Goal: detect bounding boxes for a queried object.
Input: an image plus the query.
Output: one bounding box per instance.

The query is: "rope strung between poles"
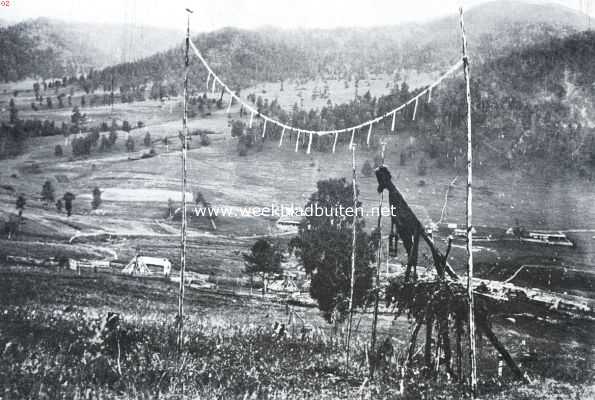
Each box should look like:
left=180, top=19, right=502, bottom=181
left=189, top=39, right=462, bottom=151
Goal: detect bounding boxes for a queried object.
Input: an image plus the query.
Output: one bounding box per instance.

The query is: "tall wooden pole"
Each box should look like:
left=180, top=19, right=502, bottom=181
left=459, top=6, right=478, bottom=396
left=369, top=141, right=386, bottom=379
left=346, top=144, right=358, bottom=371
left=110, top=74, right=114, bottom=115
left=177, top=8, right=192, bottom=354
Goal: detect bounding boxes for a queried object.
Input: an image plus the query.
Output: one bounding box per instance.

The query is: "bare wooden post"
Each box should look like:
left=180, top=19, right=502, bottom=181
left=407, top=319, right=423, bottom=363
left=477, top=317, right=527, bottom=383
left=386, top=238, right=390, bottom=275
left=456, top=315, right=463, bottom=382
left=346, top=145, right=358, bottom=372
left=110, top=74, right=114, bottom=115
left=497, top=354, right=504, bottom=378
left=440, top=317, right=453, bottom=378
left=370, top=141, right=386, bottom=379
left=177, top=8, right=193, bottom=354
left=459, top=6, right=478, bottom=396
left=424, top=314, right=435, bottom=371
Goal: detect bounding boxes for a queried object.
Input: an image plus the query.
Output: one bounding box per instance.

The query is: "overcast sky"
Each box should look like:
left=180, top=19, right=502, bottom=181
left=1, top=0, right=592, bottom=31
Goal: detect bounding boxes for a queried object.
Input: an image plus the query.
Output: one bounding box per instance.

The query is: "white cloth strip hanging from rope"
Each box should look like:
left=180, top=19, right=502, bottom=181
left=279, top=127, right=286, bottom=147
left=306, top=132, right=313, bottom=154
left=349, top=128, right=355, bottom=149
left=205, top=73, right=211, bottom=91
left=428, top=87, right=432, bottom=103
left=412, top=97, right=419, bottom=121
left=262, top=119, right=267, bottom=138
left=391, top=111, right=396, bottom=132
left=332, top=131, right=338, bottom=153
left=249, top=111, right=254, bottom=128
left=226, top=94, right=232, bottom=113
left=189, top=39, right=462, bottom=139
left=366, top=124, right=373, bottom=146
left=295, top=131, right=301, bottom=152
left=211, top=77, right=216, bottom=94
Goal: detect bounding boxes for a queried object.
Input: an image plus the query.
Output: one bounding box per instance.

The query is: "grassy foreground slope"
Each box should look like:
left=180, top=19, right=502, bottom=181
left=0, top=270, right=593, bottom=399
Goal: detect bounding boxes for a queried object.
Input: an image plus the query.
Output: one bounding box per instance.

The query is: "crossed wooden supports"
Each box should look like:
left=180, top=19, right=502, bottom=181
left=376, top=166, right=459, bottom=281
left=376, top=165, right=528, bottom=383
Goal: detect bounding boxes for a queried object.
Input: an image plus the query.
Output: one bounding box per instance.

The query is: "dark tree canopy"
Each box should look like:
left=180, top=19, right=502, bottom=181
left=243, top=238, right=285, bottom=294
left=92, top=187, right=102, bottom=210
left=290, top=178, right=375, bottom=323
left=41, top=180, right=55, bottom=205
left=15, top=194, right=26, bottom=216
left=63, top=192, right=75, bottom=217
left=361, top=160, right=374, bottom=177
left=126, top=136, right=135, bottom=152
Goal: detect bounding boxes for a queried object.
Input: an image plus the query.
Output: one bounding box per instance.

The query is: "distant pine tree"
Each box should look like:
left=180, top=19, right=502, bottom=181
left=41, top=180, right=55, bottom=207
left=126, top=136, right=135, bottom=152
left=243, top=238, right=284, bottom=295
left=91, top=187, right=102, bottom=210
left=361, top=160, right=374, bottom=177
left=63, top=192, right=75, bottom=217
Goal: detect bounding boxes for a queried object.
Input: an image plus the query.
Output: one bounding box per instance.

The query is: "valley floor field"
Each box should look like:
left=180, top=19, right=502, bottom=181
left=1, top=95, right=595, bottom=273
left=1, top=80, right=595, bottom=398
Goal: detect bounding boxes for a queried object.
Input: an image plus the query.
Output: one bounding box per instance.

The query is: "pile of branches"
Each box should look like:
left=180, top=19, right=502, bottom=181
left=385, top=276, right=468, bottom=381
left=385, top=276, right=528, bottom=383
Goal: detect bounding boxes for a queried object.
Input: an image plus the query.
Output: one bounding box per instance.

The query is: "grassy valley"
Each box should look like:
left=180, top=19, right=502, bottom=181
left=0, top=1, right=594, bottom=398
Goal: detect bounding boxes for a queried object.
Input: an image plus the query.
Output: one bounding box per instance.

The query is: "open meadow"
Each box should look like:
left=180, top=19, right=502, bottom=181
left=243, top=69, right=439, bottom=111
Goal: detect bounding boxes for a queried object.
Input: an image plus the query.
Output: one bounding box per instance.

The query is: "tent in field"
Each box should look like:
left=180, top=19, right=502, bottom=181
left=268, top=276, right=300, bottom=293
left=122, top=256, right=152, bottom=276
left=122, top=256, right=172, bottom=276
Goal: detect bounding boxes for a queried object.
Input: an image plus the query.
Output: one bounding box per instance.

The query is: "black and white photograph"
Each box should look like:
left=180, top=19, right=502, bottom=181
left=0, top=0, right=594, bottom=398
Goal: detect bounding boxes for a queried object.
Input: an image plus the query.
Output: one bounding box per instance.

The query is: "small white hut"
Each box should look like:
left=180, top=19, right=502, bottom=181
left=122, top=256, right=171, bottom=277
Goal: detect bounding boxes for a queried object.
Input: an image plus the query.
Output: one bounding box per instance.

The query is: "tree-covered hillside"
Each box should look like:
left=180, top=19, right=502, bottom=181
left=0, top=18, right=181, bottom=82
left=87, top=1, right=589, bottom=95
left=233, top=30, right=595, bottom=178
left=464, top=29, right=595, bottom=175
left=422, top=29, right=595, bottom=177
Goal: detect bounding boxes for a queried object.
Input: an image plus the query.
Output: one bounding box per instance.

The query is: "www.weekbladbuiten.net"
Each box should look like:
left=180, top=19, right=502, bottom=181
left=192, top=204, right=398, bottom=218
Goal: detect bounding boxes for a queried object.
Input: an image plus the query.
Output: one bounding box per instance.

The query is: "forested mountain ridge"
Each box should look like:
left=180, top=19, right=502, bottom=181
left=463, top=29, right=595, bottom=175
left=0, top=18, right=181, bottom=82
left=87, top=1, right=590, bottom=93
left=0, top=18, right=86, bottom=82
left=373, top=29, right=595, bottom=177
left=226, top=30, right=595, bottom=178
